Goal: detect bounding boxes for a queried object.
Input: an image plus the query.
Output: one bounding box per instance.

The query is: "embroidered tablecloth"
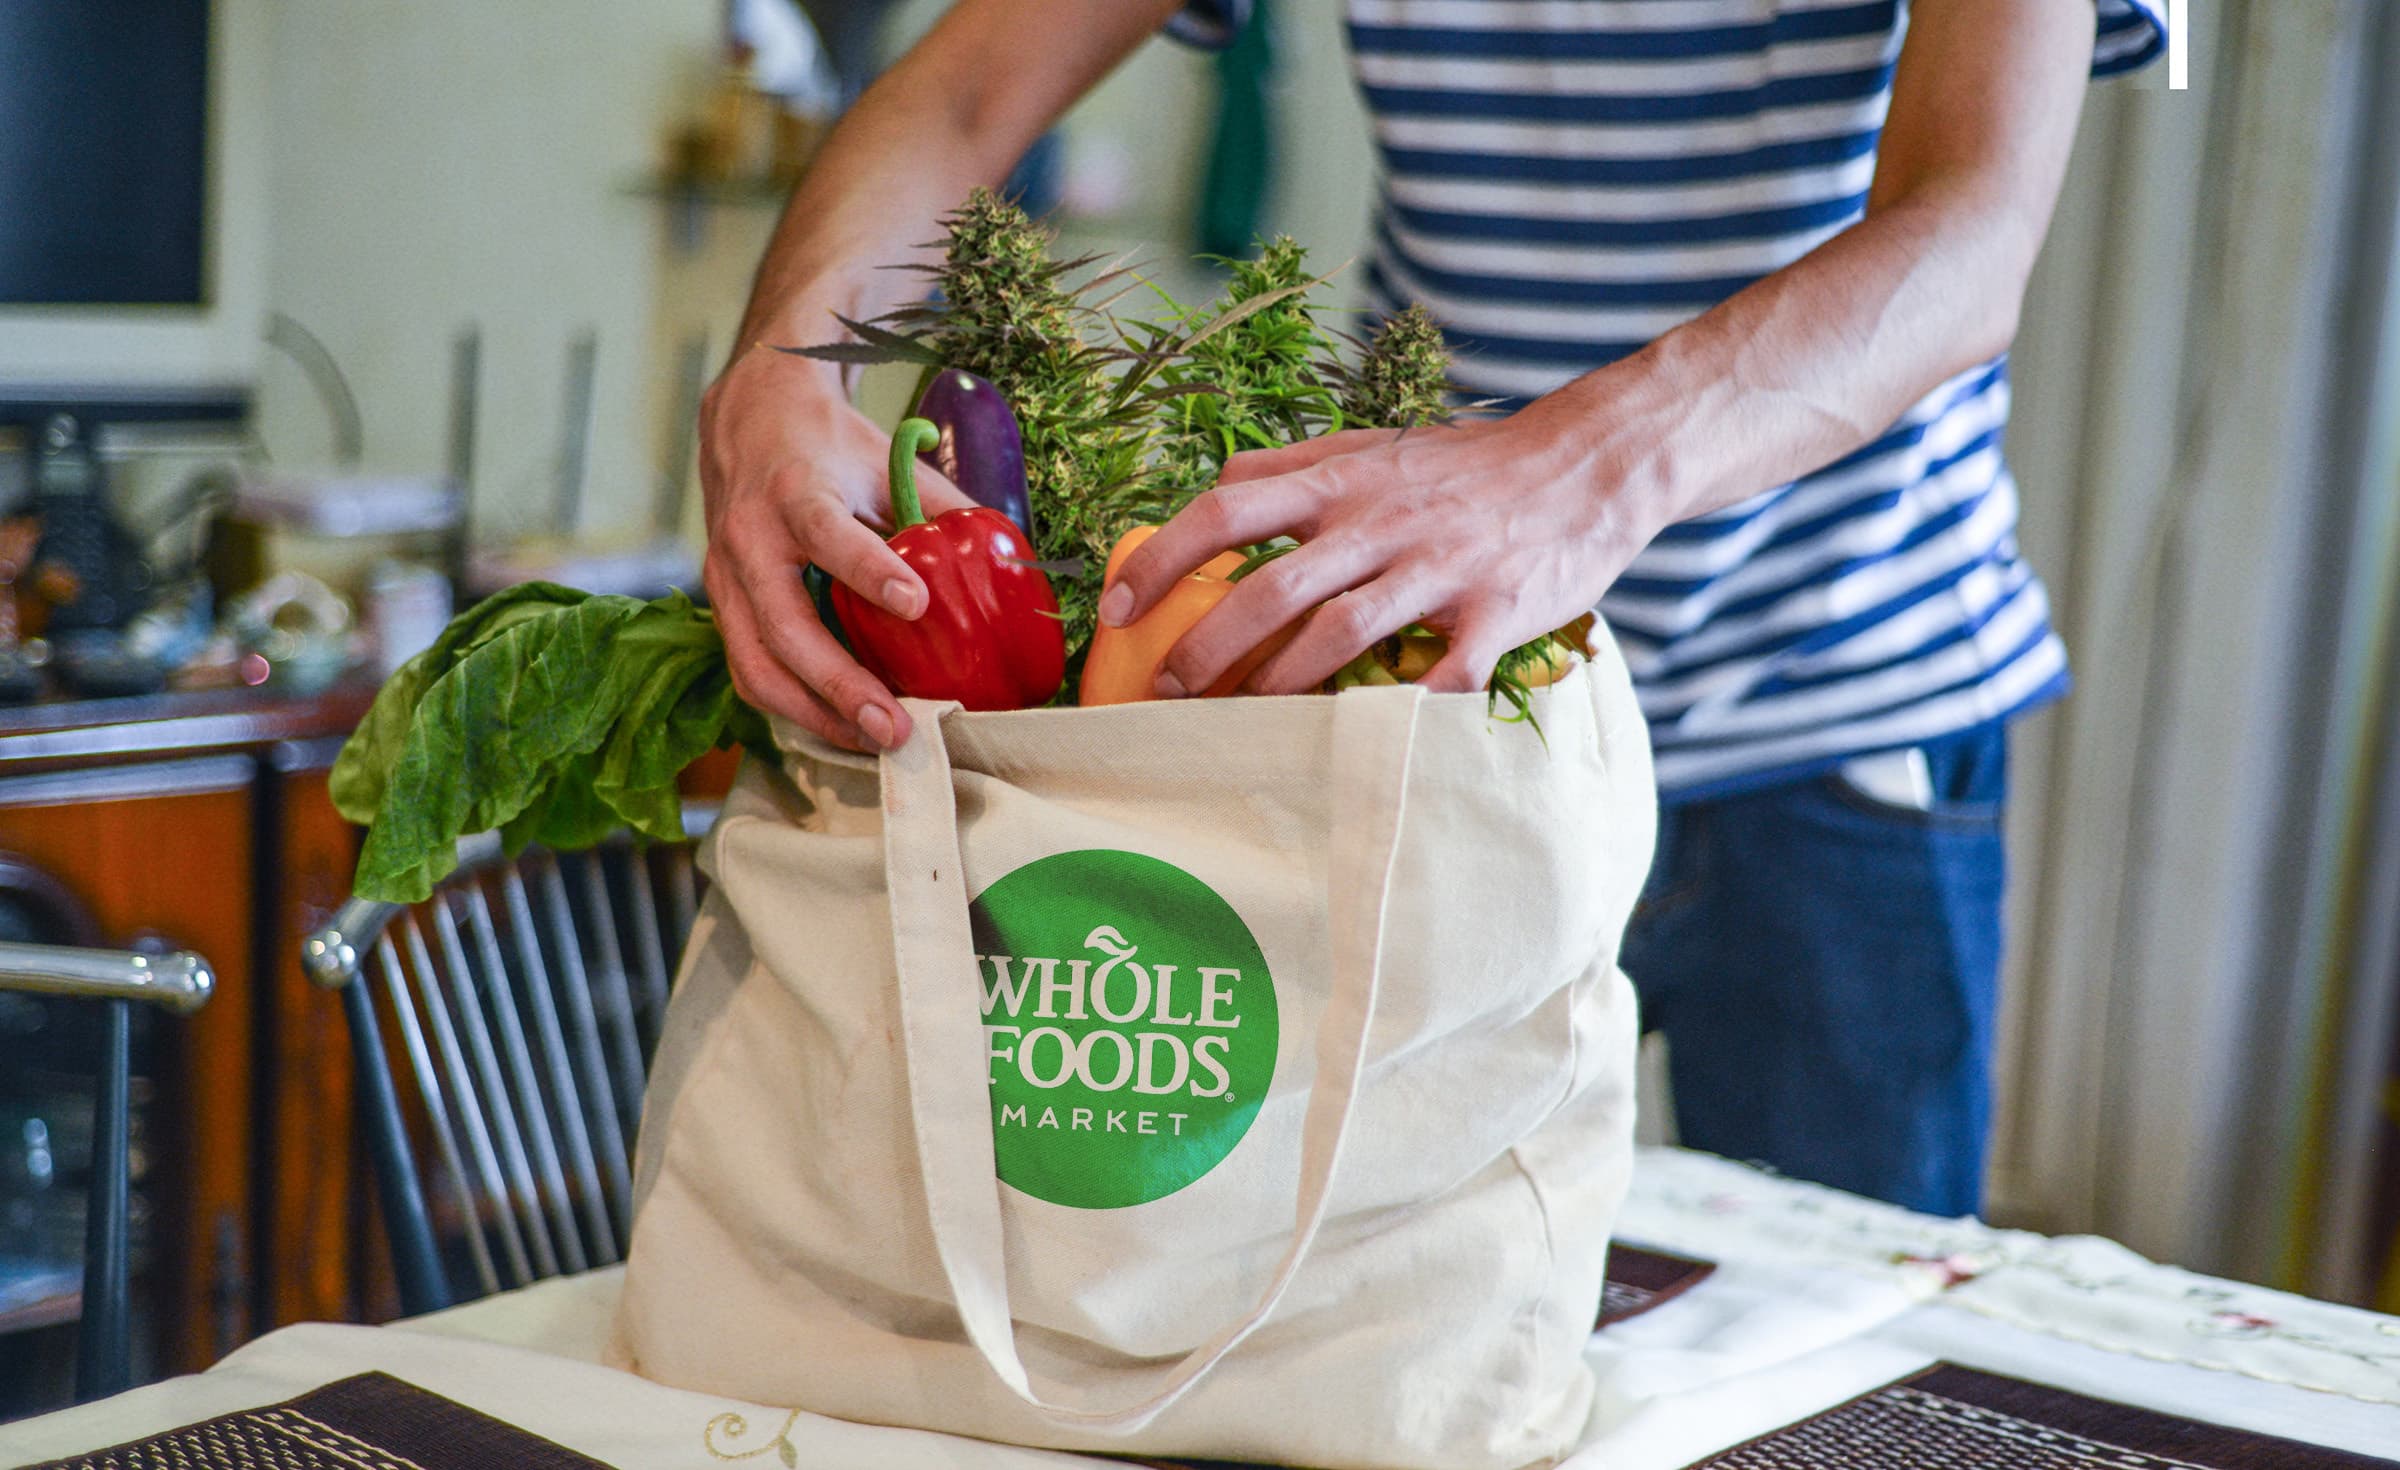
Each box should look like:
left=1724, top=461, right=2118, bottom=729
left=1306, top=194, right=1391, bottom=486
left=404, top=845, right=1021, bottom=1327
left=1617, top=1148, right=2400, bottom=1409
left=8, top=1148, right=2400, bottom=1470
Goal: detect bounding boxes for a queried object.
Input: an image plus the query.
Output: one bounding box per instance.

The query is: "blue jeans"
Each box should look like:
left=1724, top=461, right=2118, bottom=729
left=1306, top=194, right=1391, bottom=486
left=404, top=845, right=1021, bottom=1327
left=1621, top=724, right=2010, bottom=1218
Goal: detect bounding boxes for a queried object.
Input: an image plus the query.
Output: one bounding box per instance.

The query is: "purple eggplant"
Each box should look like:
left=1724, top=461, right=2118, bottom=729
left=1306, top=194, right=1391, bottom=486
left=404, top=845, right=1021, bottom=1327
left=914, top=369, right=1033, bottom=540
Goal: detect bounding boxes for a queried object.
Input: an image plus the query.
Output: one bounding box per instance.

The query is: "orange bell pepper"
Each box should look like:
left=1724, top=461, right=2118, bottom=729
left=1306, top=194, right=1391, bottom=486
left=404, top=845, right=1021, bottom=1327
left=1077, top=526, right=1296, bottom=705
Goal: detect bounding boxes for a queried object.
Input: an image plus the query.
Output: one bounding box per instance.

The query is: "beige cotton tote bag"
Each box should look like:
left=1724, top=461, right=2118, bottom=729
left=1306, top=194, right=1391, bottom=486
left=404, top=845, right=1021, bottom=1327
left=608, top=631, right=1656, bottom=1470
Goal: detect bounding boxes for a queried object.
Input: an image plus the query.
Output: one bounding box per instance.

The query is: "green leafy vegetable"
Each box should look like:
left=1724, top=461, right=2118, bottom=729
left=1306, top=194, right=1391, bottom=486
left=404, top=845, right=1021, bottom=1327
left=332, top=586, right=766, bottom=902
left=328, top=581, right=591, bottom=825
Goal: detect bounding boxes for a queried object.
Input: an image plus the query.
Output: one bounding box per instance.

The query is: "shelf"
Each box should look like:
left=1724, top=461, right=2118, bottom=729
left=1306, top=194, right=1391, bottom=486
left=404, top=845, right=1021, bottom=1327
left=623, top=176, right=795, bottom=256
left=620, top=176, right=792, bottom=207
left=0, top=677, right=379, bottom=773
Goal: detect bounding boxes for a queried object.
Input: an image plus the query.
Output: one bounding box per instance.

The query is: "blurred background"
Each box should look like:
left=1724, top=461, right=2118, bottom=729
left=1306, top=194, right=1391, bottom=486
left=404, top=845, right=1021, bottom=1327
left=0, top=0, right=2396, bottom=1427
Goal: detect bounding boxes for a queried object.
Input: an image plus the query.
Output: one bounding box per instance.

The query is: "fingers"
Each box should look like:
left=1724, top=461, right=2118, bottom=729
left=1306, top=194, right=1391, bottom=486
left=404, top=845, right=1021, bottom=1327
left=1110, top=425, right=1424, bottom=625
left=787, top=488, right=930, bottom=621
left=707, top=561, right=872, bottom=748
left=697, top=362, right=948, bottom=750
left=1415, top=614, right=1514, bottom=695
left=1153, top=537, right=1385, bottom=698
left=1102, top=475, right=1315, bottom=627
left=909, top=458, right=978, bottom=519
left=710, top=534, right=914, bottom=753
left=1217, top=427, right=1400, bottom=487
left=1243, top=566, right=1444, bottom=697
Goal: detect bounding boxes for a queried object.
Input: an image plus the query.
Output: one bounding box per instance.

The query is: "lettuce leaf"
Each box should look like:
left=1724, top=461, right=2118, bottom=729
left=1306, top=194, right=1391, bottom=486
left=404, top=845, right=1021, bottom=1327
left=330, top=581, right=592, bottom=826
left=332, top=584, right=766, bottom=902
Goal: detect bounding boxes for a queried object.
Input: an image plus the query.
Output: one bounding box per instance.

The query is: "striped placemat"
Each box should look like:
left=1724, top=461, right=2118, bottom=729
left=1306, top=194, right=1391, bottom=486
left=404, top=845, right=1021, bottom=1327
left=20, top=1371, right=616, bottom=1470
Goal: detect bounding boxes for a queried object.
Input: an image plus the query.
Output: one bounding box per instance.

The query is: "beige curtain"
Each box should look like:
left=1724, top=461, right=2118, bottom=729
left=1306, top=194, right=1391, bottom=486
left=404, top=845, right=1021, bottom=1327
left=1990, top=0, right=2400, bottom=1297
left=2288, top=0, right=2400, bottom=1308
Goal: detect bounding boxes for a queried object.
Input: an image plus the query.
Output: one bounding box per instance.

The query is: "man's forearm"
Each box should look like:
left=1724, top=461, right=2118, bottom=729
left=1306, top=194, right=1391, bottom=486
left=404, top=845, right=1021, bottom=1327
left=1554, top=0, right=2095, bottom=531
left=1566, top=183, right=2063, bottom=533
left=735, top=0, right=1183, bottom=355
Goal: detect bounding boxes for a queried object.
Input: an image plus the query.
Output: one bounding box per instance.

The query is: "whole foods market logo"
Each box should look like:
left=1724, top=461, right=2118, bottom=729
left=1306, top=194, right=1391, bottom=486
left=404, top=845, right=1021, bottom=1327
left=970, top=849, right=1277, bottom=1209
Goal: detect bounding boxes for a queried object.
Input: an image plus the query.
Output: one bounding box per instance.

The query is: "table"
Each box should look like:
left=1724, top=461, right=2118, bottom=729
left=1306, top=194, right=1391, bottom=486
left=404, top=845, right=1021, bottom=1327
left=7, top=1148, right=2398, bottom=1468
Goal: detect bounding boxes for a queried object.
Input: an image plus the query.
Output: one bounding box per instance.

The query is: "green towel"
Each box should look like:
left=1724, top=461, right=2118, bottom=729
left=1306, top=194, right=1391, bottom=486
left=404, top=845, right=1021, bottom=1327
left=1196, top=0, right=1273, bottom=259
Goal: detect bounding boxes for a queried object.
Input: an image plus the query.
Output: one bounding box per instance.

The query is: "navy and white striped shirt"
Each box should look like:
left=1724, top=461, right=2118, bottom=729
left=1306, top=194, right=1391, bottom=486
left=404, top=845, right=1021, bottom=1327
left=1345, top=0, right=2165, bottom=796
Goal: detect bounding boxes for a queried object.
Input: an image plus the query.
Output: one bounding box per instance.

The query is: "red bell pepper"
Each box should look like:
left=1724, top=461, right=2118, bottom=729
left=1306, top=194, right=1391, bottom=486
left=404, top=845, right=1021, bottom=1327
left=831, top=417, right=1065, bottom=711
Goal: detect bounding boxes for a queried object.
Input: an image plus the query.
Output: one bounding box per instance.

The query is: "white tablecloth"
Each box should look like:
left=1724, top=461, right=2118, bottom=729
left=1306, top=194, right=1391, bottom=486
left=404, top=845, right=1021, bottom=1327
left=8, top=1148, right=2398, bottom=1468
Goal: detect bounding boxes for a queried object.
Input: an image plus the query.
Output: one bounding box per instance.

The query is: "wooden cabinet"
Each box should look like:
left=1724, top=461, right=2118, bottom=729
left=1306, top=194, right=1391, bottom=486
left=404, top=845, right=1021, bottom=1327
left=257, top=744, right=369, bottom=1334
left=0, top=681, right=738, bottom=1392
left=0, top=683, right=374, bottom=1376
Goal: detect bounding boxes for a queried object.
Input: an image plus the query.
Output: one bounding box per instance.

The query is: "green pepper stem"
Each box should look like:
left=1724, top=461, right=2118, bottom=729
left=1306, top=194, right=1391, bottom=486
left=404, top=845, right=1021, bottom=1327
left=887, top=417, right=942, bottom=531
left=903, top=361, right=943, bottom=417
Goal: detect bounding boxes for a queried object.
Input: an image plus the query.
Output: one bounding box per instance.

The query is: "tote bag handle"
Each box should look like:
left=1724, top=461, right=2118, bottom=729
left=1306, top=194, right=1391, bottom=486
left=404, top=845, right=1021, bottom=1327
left=878, top=686, right=1424, bottom=1433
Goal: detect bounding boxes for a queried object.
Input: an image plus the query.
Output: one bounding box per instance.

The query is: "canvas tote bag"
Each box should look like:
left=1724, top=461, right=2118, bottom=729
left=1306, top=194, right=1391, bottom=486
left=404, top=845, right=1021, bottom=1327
left=609, top=632, right=1656, bottom=1470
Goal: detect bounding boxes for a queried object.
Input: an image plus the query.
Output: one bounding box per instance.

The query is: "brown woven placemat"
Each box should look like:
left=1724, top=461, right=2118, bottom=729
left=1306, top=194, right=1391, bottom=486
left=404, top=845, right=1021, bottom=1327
left=1599, top=1242, right=1717, bottom=1327
left=1687, top=1362, right=2400, bottom=1469
left=17, top=1370, right=617, bottom=1470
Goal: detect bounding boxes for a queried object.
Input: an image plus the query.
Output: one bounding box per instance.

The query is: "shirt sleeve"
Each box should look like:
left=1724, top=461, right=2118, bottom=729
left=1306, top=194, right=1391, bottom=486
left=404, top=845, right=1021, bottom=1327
left=2093, top=0, right=2168, bottom=77
left=1163, top=0, right=1254, bottom=51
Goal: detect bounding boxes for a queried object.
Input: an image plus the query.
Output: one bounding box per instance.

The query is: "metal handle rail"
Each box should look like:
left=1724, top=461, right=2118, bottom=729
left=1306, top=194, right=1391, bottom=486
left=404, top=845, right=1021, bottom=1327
left=0, top=944, right=214, bottom=1403
left=302, top=802, right=718, bottom=990
left=301, top=830, right=506, bottom=992
left=0, top=943, right=213, bottom=1013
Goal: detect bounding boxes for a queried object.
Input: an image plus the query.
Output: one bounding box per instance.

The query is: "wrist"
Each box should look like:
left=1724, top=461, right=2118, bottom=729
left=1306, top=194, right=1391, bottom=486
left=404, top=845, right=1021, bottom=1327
left=1533, top=355, right=1694, bottom=549
left=734, top=337, right=851, bottom=399
left=725, top=286, right=860, bottom=399
left=738, top=260, right=877, bottom=350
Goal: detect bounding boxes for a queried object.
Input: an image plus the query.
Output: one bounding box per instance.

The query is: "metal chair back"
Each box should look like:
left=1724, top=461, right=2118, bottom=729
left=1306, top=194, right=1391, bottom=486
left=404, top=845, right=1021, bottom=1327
left=0, top=942, right=212, bottom=1403
left=305, top=807, right=712, bottom=1316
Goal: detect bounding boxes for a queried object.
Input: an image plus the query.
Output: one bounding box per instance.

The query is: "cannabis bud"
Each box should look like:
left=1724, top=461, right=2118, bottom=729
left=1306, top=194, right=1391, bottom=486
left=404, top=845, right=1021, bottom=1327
left=1340, top=305, right=1452, bottom=431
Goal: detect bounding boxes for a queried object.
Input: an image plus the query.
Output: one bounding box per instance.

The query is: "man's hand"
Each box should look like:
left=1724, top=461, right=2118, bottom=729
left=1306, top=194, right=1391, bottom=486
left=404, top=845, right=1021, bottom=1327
left=1099, top=395, right=1676, bottom=697
left=700, top=349, right=971, bottom=752
left=693, top=0, right=1182, bottom=747
left=1104, top=0, right=2093, bottom=700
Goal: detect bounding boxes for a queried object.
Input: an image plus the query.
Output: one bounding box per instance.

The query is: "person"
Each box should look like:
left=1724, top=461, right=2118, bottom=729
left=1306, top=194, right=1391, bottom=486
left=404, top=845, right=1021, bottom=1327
left=698, top=0, right=2169, bottom=1217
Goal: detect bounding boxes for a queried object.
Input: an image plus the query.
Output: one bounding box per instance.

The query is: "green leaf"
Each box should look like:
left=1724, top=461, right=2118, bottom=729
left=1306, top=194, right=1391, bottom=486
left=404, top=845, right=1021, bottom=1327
left=330, top=582, right=592, bottom=825
left=350, top=594, right=650, bottom=899
left=770, top=342, right=920, bottom=367
left=590, top=611, right=737, bottom=840
left=1171, top=276, right=1327, bottom=356
left=829, top=314, right=947, bottom=364
left=499, top=762, right=617, bottom=857
left=723, top=700, right=776, bottom=766
left=345, top=589, right=746, bottom=902
left=1108, top=278, right=1327, bottom=411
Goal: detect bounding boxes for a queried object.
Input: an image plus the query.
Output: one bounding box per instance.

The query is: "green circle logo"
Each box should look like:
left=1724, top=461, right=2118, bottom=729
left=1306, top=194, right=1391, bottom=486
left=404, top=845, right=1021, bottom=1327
left=970, top=849, right=1278, bottom=1209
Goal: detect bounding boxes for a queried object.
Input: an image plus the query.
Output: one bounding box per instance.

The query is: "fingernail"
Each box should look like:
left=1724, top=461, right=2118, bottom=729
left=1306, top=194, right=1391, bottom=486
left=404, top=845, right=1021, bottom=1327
left=1153, top=669, right=1187, bottom=700
left=858, top=705, right=896, bottom=750
left=883, top=578, right=924, bottom=619
left=1099, top=583, right=1133, bottom=627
